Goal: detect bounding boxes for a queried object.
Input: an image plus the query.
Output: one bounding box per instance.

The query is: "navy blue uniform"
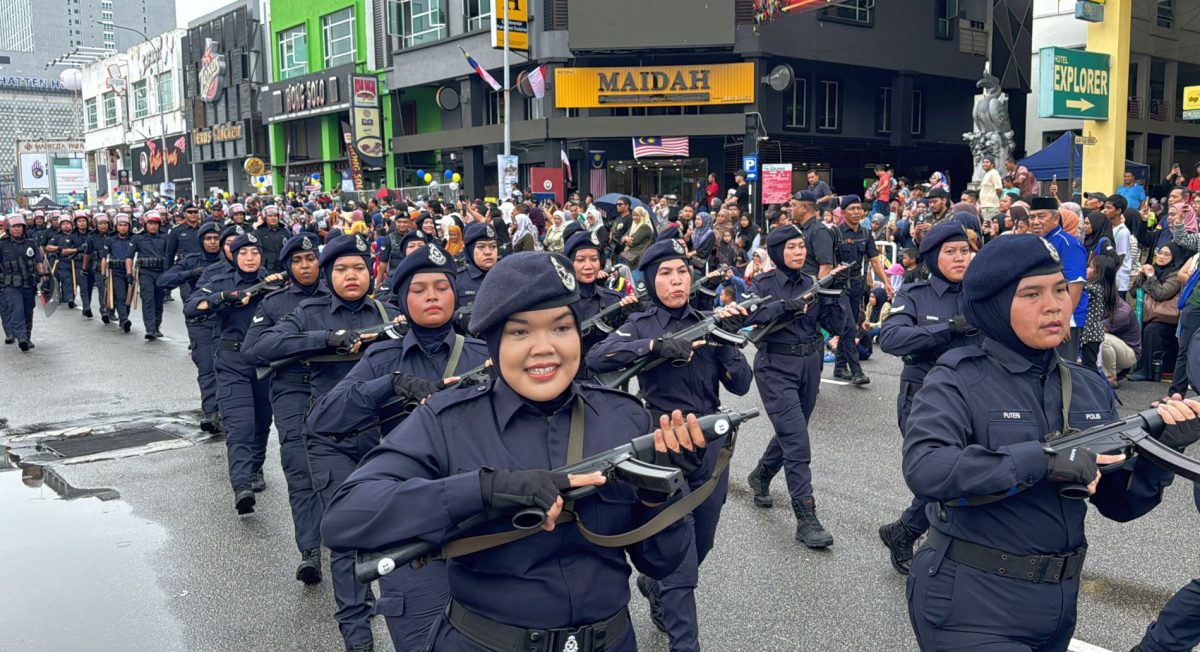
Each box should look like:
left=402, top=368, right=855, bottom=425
left=47, top=230, right=84, bottom=305
left=574, top=282, right=625, bottom=378
left=587, top=304, right=752, bottom=651
left=833, top=221, right=878, bottom=376
left=254, top=225, right=289, bottom=274
left=131, top=230, right=169, bottom=333
left=454, top=265, right=485, bottom=311
left=102, top=234, right=136, bottom=326
left=80, top=229, right=108, bottom=313
left=0, top=233, right=44, bottom=343
left=308, top=328, right=488, bottom=651
left=184, top=268, right=275, bottom=491
left=243, top=282, right=328, bottom=555
left=746, top=269, right=825, bottom=502
left=160, top=252, right=223, bottom=417
left=1135, top=485, right=1200, bottom=651
left=261, top=294, right=396, bottom=650
left=903, top=341, right=1175, bottom=650
left=321, top=379, right=692, bottom=651
left=165, top=222, right=207, bottom=298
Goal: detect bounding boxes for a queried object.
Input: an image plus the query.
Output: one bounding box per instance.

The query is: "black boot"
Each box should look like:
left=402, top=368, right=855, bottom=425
left=636, top=573, right=667, bottom=633
left=878, top=520, right=920, bottom=575
left=747, top=464, right=776, bottom=508
left=18, top=340, right=31, bottom=352
left=833, top=367, right=852, bottom=381
left=101, top=312, right=111, bottom=324
left=121, top=319, right=131, bottom=333
left=346, top=643, right=373, bottom=652
left=296, top=548, right=322, bottom=584
left=250, top=470, right=266, bottom=492
left=792, top=496, right=833, bottom=549
left=851, top=371, right=871, bottom=386
left=4, top=337, right=13, bottom=344
left=82, top=308, right=93, bottom=318
left=234, top=486, right=256, bottom=514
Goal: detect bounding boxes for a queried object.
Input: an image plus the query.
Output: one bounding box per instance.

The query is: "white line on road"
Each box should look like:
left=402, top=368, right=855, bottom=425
left=1069, top=639, right=1114, bottom=652
left=821, top=378, right=849, bottom=386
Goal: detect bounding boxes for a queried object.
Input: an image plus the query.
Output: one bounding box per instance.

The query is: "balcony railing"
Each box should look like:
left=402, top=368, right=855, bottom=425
left=959, top=25, right=987, bottom=56
left=1150, top=98, right=1172, bottom=121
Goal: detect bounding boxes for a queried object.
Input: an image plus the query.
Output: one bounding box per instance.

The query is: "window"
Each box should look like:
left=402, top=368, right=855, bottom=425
left=102, top=92, right=118, bottom=126
left=911, top=90, right=924, bottom=136
left=784, top=77, right=808, bottom=130
left=132, top=80, right=149, bottom=119
left=85, top=98, right=98, bottom=130
left=817, top=80, right=840, bottom=132
left=157, top=71, right=174, bottom=112
left=388, top=0, right=448, bottom=50
left=820, top=0, right=874, bottom=26
left=1157, top=0, right=1174, bottom=28
left=485, top=90, right=505, bottom=126
left=935, top=0, right=957, bottom=40
left=278, top=26, right=308, bottom=79
left=322, top=8, right=356, bottom=67
left=464, top=0, right=490, bottom=32
left=876, top=86, right=891, bottom=135
left=525, top=96, right=544, bottom=120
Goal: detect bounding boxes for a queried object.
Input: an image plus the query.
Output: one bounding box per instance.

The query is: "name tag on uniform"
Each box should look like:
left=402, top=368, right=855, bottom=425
left=924, top=315, right=940, bottom=322
left=1000, top=411, right=1023, bottom=420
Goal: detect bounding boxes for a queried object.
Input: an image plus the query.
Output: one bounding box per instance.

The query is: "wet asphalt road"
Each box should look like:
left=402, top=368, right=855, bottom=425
left=1, top=297, right=1198, bottom=652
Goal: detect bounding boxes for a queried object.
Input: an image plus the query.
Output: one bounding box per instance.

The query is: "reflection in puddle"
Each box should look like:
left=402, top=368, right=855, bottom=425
left=0, top=465, right=184, bottom=651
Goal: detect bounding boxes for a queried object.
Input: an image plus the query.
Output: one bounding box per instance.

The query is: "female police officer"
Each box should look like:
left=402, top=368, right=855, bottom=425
left=877, top=222, right=980, bottom=575
left=564, top=229, right=638, bottom=379
left=903, top=234, right=1200, bottom=651
left=307, top=243, right=489, bottom=652
left=322, top=251, right=701, bottom=651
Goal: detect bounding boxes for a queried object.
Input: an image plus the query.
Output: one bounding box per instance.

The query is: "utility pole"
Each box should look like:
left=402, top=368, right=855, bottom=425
left=103, top=23, right=171, bottom=191
left=503, top=0, right=511, bottom=157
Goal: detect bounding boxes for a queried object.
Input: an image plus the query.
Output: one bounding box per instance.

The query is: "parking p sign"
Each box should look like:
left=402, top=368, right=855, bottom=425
left=742, top=155, right=758, bottom=181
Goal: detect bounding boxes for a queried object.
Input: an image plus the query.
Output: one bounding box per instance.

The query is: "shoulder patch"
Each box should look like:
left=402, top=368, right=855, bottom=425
left=424, top=383, right=493, bottom=414
left=938, top=345, right=988, bottom=368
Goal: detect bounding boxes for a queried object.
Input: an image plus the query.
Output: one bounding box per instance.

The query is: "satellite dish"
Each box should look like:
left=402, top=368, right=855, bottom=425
left=766, top=64, right=794, bottom=92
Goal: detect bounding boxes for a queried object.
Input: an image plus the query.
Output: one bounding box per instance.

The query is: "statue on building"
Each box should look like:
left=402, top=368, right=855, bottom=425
left=964, top=62, right=1016, bottom=183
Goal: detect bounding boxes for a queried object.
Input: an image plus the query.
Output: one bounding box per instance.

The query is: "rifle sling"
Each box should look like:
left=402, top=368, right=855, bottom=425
left=443, top=334, right=465, bottom=379
left=430, top=399, right=731, bottom=562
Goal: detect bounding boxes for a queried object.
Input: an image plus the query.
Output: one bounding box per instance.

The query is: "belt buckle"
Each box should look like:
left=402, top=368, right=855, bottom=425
left=1033, top=554, right=1068, bottom=583
left=550, top=625, right=592, bottom=652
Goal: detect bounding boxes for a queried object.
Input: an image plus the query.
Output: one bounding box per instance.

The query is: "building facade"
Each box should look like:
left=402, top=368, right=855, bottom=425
left=0, top=0, right=176, bottom=204
left=376, top=0, right=1032, bottom=203
left=265, top=0, right=396, bottom=195
left=1026, top=0, right=1200, bottom=191
left=183, top=0, right=271, bottom=196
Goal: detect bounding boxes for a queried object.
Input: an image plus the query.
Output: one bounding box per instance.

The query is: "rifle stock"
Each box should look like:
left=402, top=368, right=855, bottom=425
left=353, top=407, right=760, bottom=583
left=255, top=321, right=408, bottom=381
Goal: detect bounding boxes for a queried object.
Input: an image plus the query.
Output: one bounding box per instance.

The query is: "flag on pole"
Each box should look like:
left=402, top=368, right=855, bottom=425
left=588, top=151, right=607, bottom=196
left=460, top=47, right=502, bottom=92
left=527, top=65, right=546, bottom=99
left=561, top=146, right=572, bottom=182
left=632, top=137, right=689, bottom=158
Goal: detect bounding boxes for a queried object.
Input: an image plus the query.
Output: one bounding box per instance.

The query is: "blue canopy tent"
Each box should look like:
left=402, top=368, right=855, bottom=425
left=1019, top=131, right=1150, bottom=182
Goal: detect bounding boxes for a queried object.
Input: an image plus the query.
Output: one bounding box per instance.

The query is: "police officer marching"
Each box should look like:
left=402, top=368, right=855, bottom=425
left=877, top=222, right=980, bottom=575
left=0, top=213, right=46, bottom=351
left=101, top=214, right=137, bottom=333
left=322, top=250, right=706, bottom=652
left=129, top=210, right=170, bottom=340
left=45, top=213, right=83, bottom=310
left=564, top=230, right=638, bottom=380
left=903, top=234, right=1198, bottom=650
left=308, top=243, right=489, bottom=651
left=831, top=195, right=894, bottom=385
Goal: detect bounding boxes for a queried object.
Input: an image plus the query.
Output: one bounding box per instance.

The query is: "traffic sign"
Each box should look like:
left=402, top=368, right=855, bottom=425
left=1038, top=47, right=1110, bottom=120
left=742, top=155, right=758, bottom=182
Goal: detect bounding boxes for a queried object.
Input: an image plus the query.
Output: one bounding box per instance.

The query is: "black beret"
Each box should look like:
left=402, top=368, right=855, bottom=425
left=839, top=194, right=864, bottom=210
left=765, top=224, right=805, bottom=248
left=389, top=242, right=457, bottom=291
left=1029, top=196, right=1059, bottom=211
left=918, top=222, right=969, bottom=256
left=320, top=234, right=371, bottom=268
left=963, top=235, right=1063, bottom=303
left=657, top=225, right=681, bottom=242
left=564, top=230, right=603, bottom=260
left=561, top=220, right=584, bottom=242
left=792, top=190, right=818, bottom=203
left=219, top=224, right=246, bottom=245
left=463, top=221, right=498, bottom=248
left=279, top=234, right=319, bottom=263
left=229, top=233, right=262, bottom=257
left=925, top=188, right=950, bottom=200
left=197, top=222, right=220, bottom=238
left=469, top=252, right=580, bottom=335
left=637, top=238, right=689, bottom=272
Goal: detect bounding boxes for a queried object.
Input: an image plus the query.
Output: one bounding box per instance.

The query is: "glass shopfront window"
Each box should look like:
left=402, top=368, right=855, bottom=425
left=607, top=158, right=709, bottom=201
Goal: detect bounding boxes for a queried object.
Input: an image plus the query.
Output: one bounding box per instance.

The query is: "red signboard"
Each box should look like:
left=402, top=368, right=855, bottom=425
left=529, top=167, right=564, bottom=204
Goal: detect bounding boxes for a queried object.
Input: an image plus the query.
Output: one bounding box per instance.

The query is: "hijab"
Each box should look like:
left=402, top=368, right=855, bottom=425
left=1173, top=202, right=1198, bottom=233
left=1084, top=211, right=1115, bottom=255
left=512, top=214, right=537, bottom=245
left=445, top=225, right=464, bottom=256
left=1153, top=242, right=1188, bottom=283
left=398, top=271, right=455, bottom=354
left=751, top=248, right=774, bottom=274
left=691, top=212, right=714, bottom=251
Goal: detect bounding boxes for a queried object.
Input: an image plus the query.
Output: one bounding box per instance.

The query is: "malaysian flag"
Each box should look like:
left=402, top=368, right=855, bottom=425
left=459, top=47, right=502, bottom=91
left=589, top=150, right=607, bottom=196
left=633, top=137, right=689, bottom=158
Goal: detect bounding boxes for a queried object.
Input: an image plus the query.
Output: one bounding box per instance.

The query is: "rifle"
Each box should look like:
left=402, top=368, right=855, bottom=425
left=579, top=288, right=647, bottom=337
left=595, top=294, right=771, bottom=389
left=128, top=253, right=139, bottom=309
left=104, top=256, right=114, bottom=314
left=367, top=362, right=494, bottom=434
left=948, top=408, right=1200, bottom=506
left=354, top=407, right=760, bottom=582
left=255, top=320, right=408, bottom=381
left=745, top=264, right=851, bottom=346
left=223, top=276, right=285, bottom=303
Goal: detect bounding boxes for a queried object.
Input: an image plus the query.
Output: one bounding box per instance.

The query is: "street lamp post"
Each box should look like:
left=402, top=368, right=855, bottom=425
left=97, top=22, right=172, bottom=195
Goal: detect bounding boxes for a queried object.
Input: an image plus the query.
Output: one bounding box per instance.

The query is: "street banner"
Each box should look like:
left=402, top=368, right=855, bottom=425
left=350, top=76, right=385, bottom=167
left=762, top=164, right=793, bottom=204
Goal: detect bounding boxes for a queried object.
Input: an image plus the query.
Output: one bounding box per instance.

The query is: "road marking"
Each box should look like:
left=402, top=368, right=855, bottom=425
left=821, top=378, right=849, bottom=386
left=1069, top=639, right=1113, bottom=652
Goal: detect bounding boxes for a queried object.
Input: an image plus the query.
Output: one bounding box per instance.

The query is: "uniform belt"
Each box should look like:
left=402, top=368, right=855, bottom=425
left=446, top=599, right=629, bottom=652
left=219, top=339, right=243, bottom=352
left=927, top=529, right=1086, bottom=584
left=765, top=339, right=821, bottom=357
left=186, top=315, right=216, bottom=326
left=901, top=351, right=941, bottom=366
left=273, top=370, right=311, bottom=384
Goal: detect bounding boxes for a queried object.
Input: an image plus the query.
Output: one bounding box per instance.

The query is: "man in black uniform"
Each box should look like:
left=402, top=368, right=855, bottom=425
left=832, top=195, right=893, bottom=385
left=254, top=205, right=289, bottom=274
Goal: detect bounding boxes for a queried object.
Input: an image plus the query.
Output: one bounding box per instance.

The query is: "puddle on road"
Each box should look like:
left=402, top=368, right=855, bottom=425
left=0, top=463, right=185, bottom=651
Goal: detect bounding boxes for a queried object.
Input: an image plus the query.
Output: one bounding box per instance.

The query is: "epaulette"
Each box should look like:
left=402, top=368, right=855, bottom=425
left=578, top=381, right=643, bottom=407
left=296, top=295, right=333, bottom=310
left=937, top=345, right=987, bottom=368
left=424, top=382, right=493, bottom=414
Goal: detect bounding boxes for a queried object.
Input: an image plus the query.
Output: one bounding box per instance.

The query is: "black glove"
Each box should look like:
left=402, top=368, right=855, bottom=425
left=1158, top=415, right=1200, bottom=451
left=782, top=296, right=811, bottom=313
left=217, top=290, right=242, bottom=304
left=654, top=337, right=693, bottom=362
left=480, top=468, right=572, bottom=510
left=639, top=437, right=705, bottom=503
left=700, top=273, right=722, bottom=291
left=191, top=267, right=205, bottom=279
left=1045, top=447, right=1098, bottom=485
left=948, top=315, right=976, bottom=334
left=391, top=373, right=443, bottom=401
left=325, top=329, right=361, bottom=350
left=717, top=312, right=747, bottom=333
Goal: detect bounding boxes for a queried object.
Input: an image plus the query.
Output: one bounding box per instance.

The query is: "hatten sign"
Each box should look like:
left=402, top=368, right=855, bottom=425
left=554, top=63, right=754, bottom=108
